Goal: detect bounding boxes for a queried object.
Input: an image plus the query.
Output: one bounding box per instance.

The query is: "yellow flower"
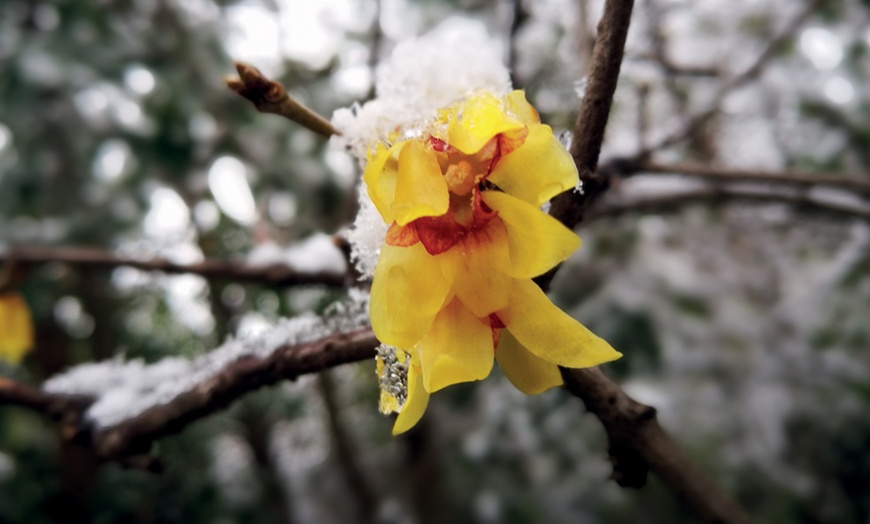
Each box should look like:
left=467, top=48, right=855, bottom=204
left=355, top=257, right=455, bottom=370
left=0, top=292, right=34, bottom=364
left=364, top=91, right=621, bottom=434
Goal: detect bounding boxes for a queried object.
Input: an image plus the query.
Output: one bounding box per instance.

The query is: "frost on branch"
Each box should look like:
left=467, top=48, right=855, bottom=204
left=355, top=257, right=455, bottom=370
left=43, top=290, right=370, bottom=427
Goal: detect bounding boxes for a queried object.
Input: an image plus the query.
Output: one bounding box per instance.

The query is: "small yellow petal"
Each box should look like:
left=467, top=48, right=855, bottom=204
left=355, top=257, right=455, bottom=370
left=498, top=279, right=621, bottom=368
left=503, top=90, right=540, bottom=125
left=482, top=191, right=581, bottom=278
left=371, top=243, right=452, bottom=348
left=0, top=292, right=34, bottom=364
left=418, top=297, right=494, bottom=392
left=393, top=361, right=430, bottom=435
left=496, top=329, right=563, bottom=394
left=446, top=92, right=525, bottom=155
left=437, top=219, right=512, bottom=318
left=394, top=140, right=450, bottom=226
left=488, top=123, right=578, bottom=207
left=362, top=142, right=403, bottom=223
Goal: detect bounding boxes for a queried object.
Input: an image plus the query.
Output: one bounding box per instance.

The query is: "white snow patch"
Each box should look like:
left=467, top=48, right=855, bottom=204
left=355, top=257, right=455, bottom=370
left=342, top=185, right=389, bottom=279
left=332, top=19, right=511, bottom=278
left=246, top=234, right=348, bottom=275
left=330, top=17, right=510, bottom=160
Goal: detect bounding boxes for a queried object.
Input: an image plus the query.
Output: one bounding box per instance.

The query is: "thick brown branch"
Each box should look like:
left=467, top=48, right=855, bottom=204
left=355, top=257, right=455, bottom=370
left=562, top=368, right=752, bottom=524
left=548, top=0, right=635, bottom=231
left=540, top=1, right=753, bottom=522
left=1, top=329, right=379, bottom=463
left=1, top=246, right=345, bottom=288
left=227, top=61, right=340, bottom=138
left=0, top=378, right=90, bottom=418
left=93, top=328, right=378, bottom=459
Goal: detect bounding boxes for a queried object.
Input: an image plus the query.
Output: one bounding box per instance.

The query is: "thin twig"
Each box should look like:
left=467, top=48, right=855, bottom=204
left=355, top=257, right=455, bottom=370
left=508, top=0, right=530, bottom=87
left=619, top=161, right=870, bottom=195
left=585, top=186, right=870, bottom=223
left=227, top=61, right=340, bottom=138
left=640, top=0, right=823, bottom=156
left=1, top=246, right=345, bottom=288
left=317, top=370, right=379, bottom=524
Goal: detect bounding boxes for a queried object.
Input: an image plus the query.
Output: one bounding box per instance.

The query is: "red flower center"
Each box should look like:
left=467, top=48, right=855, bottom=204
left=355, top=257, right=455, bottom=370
left=385, top=130, right=527, bottom=255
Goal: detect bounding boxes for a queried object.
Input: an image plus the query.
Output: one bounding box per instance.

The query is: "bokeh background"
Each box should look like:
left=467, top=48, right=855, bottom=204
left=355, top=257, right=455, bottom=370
left=2, top=0, right=870, bottom=522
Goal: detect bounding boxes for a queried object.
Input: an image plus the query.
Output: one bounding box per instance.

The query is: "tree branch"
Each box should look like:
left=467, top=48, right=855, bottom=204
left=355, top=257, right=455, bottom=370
left=0, top=246, right=346, bottom=288
left=548, top=0, right=634, bottom=231
left=539, top=1, right=753, bottom=522
left=227, top=62, right=340, bottom=138
left=640, top=0, right=823, bottom=156
left=619, top=161, right=870, bottom=195
left=317, top=371, right=379, bottom=523
left=562, top=368, right=752, bottom=524
left=0, top=329, right=379, bottom=463
left=93, top=328, right=377, bottom=459
left=586, top=185, right=870, bottom=223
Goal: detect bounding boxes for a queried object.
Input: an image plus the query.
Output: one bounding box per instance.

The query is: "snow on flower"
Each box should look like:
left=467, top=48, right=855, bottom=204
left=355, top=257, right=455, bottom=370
left=334, top=21, right=621, bottom=435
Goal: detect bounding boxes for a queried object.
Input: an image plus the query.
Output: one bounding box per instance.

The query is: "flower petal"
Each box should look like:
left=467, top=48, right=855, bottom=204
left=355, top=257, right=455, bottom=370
left=392, top=360, right=430, bottom=435
left=0, top=292, right=34, bottom=364
left=503, top=90, right=540, bottom=125
left=394, top=140, right=450, bottom=226
left=496, top=329, right=563, bottom=394
left=446, top=93, right=525, bottom=155
left=362, top=142, right=403, bottom=223
left=488, top=123, right=578, bottom=206
left=437, top=219, right=512, bottom=318
left=497, top=279, right=622, bottom=368
left=482, top=191, right=581, bottom=278
left=371, top=243, right=452, bottom=348
left=418, top=297, right=494, bottom=392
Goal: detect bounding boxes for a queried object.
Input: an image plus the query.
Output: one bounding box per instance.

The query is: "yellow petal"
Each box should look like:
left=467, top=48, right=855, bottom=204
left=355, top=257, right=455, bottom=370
left=371, top=243, right=452, bottom=348
left=488, top=123, right=578, bottom=206
left=482, top=191, right=581, bottom=278
left=394, top=140, right=450, bottom=226
left=418, top=297, right=494, bottom=392
left=0, top=292, right=34, bottom=364
left=496, top=329, right=563, bottom=394
left=446, top=92, right=525, bottom=155
left=392, top=360, right=430, bottom=435
left=503, top=90, right=540, bottom=125
left=362, top=142, right=403, bottom=223
left=437, top=219, right=511, bottom=318
left=498, top=279, right=621, bottom=368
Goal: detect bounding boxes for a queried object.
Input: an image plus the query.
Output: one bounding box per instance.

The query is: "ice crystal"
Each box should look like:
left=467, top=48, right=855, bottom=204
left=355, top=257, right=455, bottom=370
left=376, top=345, right=408, bottom=415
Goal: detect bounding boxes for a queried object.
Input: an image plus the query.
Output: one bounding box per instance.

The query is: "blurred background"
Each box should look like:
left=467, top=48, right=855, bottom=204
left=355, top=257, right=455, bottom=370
left=1, top=0, right=870, bottom=522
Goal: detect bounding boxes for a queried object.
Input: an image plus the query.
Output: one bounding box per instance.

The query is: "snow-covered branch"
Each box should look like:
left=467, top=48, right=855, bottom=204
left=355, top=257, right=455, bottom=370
left=0, top=293, right=377, bottom=464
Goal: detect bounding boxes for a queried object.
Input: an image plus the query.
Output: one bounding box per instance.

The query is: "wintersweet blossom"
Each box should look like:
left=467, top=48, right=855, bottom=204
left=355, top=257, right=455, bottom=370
left=0, top=292, right=34, bottom=363
left=363, top=90, right=621, bottom=434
